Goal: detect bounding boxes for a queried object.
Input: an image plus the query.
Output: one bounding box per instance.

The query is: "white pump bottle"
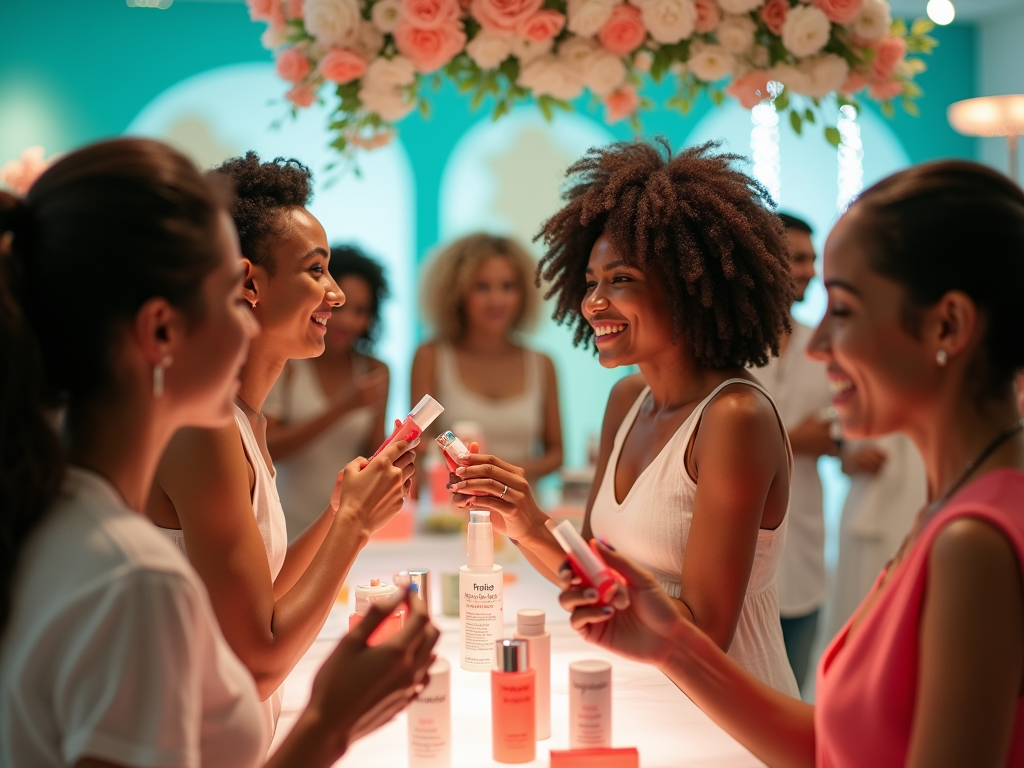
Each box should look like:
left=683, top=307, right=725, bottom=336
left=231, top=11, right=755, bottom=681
left=459, top=511, right=504, bottom=671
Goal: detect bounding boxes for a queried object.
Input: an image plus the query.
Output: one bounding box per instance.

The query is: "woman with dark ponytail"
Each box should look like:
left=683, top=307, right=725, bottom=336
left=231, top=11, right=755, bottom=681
left=0, top=138, right=438, bottom=768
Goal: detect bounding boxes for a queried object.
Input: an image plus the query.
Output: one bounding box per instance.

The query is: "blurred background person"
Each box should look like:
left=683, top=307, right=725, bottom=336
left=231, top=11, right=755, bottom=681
left=755, top=212, right=834, bottom=692
left=411, top=233, right=562, bottom=494
left=265, top=245, right=391, bottom=541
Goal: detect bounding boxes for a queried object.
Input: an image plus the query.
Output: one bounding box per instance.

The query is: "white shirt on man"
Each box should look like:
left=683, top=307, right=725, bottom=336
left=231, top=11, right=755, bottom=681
left=756, top=320, right=833, bottom=617
left=0, top=466, right=267, bottom=768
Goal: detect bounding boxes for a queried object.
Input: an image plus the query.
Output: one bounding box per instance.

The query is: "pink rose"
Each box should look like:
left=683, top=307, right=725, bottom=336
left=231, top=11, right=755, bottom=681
left=0, top=146, right=53, bottom=197
left=400, top=0, right=461, bottom=30
left=516, top=9, right=566, bottom=42
left=841, top=70, right=868, bottom=94
left=319, top=48, right=368, bottom=82
left=726, top=68, right=771, bottom=108
left=599, top=5, right=646, bottom=56
left=394, top=18, right=467, bottom=72
left=870, top=35, right=906, bottom=81
left=604, top=85, right=641, bottom=123
left=758, top=0, right=788, bottom=35
left=814, top=0, right=862, bottom=23
left=276, top=47, right=312, bottom=82
left=471, top=0, right=544, bottom=33
left=286, top=83, right=317, bottom=107
left=694, top=0, right=721, bottom=33
left=351, top=129, right=395, bottom=149
left=248, top=0, right=277, bottom=21
left=869, top=79, right=902, bottom=100
left=284, top=0, right=304, bottom=18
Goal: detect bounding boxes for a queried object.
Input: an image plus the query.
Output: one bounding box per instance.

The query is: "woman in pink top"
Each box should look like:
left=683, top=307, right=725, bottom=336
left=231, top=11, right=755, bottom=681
left=559, top=160, right=1024, bottom=768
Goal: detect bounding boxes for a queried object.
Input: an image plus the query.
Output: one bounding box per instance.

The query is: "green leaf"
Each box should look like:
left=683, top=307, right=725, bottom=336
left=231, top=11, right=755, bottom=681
left=911, top=17, right=935, bottom=36
left=881, top=100, right=895, bottom=118
left=710, top=88, right=724, bottom=106
left=773, top=88, right=789, bottom=111
left=804, top=108, right=816, bottom=124
left=825, top=126, right=841, bottom=147
left=789, top=109, right=803, bottom=135
left=538, top=95, right=554, bottom=122
left=902, top=98, right=920, bottom=117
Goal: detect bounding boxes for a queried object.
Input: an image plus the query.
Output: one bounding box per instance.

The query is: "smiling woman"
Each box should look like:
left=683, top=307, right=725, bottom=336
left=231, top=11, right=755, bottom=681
left=448, top=139, right=800, bottom=693
left=145, top=152, right=417, bottom=747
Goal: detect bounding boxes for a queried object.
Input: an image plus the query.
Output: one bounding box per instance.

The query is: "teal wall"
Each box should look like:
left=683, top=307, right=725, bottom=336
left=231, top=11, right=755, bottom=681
left=1, top=0, right=978, bottom=264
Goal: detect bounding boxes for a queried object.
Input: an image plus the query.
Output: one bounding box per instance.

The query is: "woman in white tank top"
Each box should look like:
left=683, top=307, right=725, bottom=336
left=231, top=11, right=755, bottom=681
left=264, top=246, right=390, bottom=541
left=411, top=233, right=563, bottom=488
left=449, top=141, right=799, bottom=693
left=146, top=153, right=417, bottom=739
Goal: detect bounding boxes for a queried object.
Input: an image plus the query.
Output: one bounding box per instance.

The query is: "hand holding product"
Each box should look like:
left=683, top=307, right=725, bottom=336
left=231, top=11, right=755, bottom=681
left=447, top=452, right=549, bottom=543
left=550, top=521, right=628, bottom=608
left=372, top=394, right=444, bottom=459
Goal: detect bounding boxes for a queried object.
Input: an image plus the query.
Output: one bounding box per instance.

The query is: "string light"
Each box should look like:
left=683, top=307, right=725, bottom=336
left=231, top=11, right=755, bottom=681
left=126, top=0, right=173, bottom=8
left=836, top=104, right=863, bottom=213
left=926, top=0, right=955, bottom=25
left=750, top=81, right=782, bottom=207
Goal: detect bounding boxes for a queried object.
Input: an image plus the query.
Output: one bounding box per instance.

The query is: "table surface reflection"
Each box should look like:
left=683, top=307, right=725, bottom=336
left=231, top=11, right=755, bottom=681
left=271, top=532, right=765, bottom=768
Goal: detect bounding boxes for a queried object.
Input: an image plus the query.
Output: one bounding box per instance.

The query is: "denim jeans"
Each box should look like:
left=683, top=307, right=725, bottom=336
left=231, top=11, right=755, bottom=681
left=780, top=608, right=820, bottom=690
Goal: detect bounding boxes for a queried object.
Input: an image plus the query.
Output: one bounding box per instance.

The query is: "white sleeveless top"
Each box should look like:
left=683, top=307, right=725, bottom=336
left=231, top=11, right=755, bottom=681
left=264, top=356, right=376, bottom=540
left=158, top=405, right=289, bottom=739
left=589, top=378, right=800, bottom=696
left=433, top=343, right=545, bottom=464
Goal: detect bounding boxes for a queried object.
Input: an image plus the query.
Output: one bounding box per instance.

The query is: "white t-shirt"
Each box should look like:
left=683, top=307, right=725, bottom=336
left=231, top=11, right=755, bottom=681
left=755, top=320, right=833, bottom=617
left=0, top=467, right=268, bottom=768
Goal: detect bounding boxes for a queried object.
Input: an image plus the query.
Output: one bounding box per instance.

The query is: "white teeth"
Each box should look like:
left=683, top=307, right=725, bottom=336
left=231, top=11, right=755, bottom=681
left=312, top=316, right=327, bottom=326
left=594, top=324, right=626, bottom=337
left=829, top=379, right=853, bottom=395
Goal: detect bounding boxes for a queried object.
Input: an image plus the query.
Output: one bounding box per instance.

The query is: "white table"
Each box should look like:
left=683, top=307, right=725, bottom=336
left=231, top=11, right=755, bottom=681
left=272, top=533, right=765, bottom=767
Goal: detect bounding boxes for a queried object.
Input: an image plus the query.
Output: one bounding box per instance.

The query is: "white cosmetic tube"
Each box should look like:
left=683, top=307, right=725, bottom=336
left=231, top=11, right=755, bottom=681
left=569, top=659, right=612, bottom=749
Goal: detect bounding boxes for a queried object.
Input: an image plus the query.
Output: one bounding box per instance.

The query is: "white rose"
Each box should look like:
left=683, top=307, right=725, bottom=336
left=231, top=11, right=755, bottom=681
left=641, top=0, right=696, bottom=45
left=716, top=0, right=763, bottom=12
left=633, top=49, right=654, bottom=72
left=371, top=0, right=402, bottom=33
left=687, top=42, right=735, bottom=82
left=518, top=55, right=585, bottom=100
left=466, top=31, right=514, bottom=69
left=558, top=36, right=599, bottom=75
left=849, top=0, right=890, bottom=41
left=716, top=14, right=756, bottom=54
left=751, top=43, right=769, bottom=68
left=670, top=61, right=686, bottom=76
left=567, top=0, right=618, bottom=37
left=261, top=24, right=290, bottom=49
left=512, top=35, right=555, bottom=64
left=305, top=0, right=363, bottom=48
left=582, top=49, right=627, bottom=95
left=362, top=55, right=418, bottom=88
left=781, top=4, right=832, bottom=58
left=771, top=53, right=848, bottom=97
left=359, top=84, right=416, bottom=121
left=352, top=21, right=385, bottom=59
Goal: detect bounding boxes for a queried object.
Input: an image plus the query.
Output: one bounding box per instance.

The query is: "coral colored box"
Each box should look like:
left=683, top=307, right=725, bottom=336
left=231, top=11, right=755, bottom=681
left=549, top=747, right=639, bottom=768
left=370, top=503, right=414, bottom=541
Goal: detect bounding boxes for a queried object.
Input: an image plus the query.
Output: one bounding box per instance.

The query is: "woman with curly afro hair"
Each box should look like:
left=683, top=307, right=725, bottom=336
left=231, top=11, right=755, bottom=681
left=450, top=139, right=800, bottom=694
left=146, top=152, right=416, bottom=740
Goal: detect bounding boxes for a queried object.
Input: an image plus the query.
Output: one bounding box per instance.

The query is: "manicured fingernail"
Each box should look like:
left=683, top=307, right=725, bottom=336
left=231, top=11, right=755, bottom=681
left=455, top=467, right=466, bottom=477
left=584, top=588, right=598, bottom=600
left=597, top=537, right=616, bottom=551
left=449, top=483, right=461, bottom=491
left=601, top=606, right=614, bottom=614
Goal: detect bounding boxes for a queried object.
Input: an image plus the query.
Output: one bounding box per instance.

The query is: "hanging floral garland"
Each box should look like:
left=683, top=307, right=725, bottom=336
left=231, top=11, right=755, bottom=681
left=248, top=0, right=934, bottom=153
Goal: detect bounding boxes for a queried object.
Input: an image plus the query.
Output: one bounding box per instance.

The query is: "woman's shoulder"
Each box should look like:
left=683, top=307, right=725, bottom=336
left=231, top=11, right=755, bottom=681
left=605, top=373, right=648, bottom=420
left=359, top=352, right=389, bottom=373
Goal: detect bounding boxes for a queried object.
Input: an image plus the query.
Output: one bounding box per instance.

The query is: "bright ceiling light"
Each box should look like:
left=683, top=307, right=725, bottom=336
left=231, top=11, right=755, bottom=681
left=926, top=0, right=955, bottom=25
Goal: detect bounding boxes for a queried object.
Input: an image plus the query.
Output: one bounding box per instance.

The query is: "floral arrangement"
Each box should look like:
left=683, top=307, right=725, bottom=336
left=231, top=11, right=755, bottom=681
left=0, top=147, right=56, bottom=197
left=247, top=0, right=934, bottom=152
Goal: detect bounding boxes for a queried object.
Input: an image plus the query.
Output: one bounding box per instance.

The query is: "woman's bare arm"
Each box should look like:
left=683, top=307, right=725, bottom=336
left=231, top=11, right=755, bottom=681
left=517, top=354, right=564, bottom=481
left=408, top=343, right=436, bottom=499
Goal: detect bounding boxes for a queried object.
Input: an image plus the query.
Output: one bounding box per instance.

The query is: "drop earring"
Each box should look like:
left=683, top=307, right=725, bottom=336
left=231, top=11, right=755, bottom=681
left=153, top=356, right=172, bottom=397
left=936, top=349, right=948, bottom=366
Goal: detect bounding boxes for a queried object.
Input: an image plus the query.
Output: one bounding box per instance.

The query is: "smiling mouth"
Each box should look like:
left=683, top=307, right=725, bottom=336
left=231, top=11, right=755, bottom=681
left=593, top=323, right=627, bottom=342
left=311, top=315, right=328, bottom=329
left=829, top=378, right=855, bottom=399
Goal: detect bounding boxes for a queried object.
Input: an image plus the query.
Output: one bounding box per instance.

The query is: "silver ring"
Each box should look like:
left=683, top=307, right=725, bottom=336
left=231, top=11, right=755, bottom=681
left=500, top=484, right=507, bottom=500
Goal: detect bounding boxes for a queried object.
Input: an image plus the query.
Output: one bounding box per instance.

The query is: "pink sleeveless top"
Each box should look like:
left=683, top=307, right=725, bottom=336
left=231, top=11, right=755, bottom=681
left=815, top=469, right=1024, bottom=767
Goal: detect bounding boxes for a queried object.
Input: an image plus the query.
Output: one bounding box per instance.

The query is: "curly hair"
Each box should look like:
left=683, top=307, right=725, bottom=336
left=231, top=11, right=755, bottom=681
left=536, top=139, right=793, bottom=368
left=213, top=151, right=313, bottom=274
left=421, top=232, right=540, bottom=342
left=329, top=244, right=390, bottom=351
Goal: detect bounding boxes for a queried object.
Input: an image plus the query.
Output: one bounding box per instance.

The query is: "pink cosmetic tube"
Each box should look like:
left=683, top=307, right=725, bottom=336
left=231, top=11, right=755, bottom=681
left=435, top=430, right=471, bottom=472
left=549, top=748, right=639, bottom=768
left=371, top=394, right=444, bottom=460
left=550, top=520, right=624, bottom=606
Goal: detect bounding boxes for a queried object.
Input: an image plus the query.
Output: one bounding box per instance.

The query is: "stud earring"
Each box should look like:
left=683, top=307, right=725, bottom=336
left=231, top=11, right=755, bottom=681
left=250, top=299, right=258, bottom=309
left=936, top=349, right=948, bottom=367
left=153, top=355, right=172, bottom=397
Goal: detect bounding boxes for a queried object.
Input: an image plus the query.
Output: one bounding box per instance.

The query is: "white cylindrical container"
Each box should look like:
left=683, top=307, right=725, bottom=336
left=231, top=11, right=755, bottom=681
left=569, top=659, right=612, bottom=749
left=513, top=609, right=550, bottom=741
left=408, top=657, right=451, bottom=768
left=460, top=511, right=504, bottom=671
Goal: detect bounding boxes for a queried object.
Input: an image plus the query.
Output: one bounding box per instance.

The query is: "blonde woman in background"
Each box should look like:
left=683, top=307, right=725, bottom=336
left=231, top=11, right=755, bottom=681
left=411, top=233, right=562, bottom=491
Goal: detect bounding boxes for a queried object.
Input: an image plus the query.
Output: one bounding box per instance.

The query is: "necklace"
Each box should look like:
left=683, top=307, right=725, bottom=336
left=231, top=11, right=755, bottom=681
left=887, top=418, right=1024, bottom=573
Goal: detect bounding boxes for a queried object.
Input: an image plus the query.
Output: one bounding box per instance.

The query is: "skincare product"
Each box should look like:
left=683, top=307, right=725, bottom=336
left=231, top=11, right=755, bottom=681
left=408, top=657, right=451, bottom=768
left=394, top=569, right=431, bottom=615
left=459, top=511, right=504, bottom=671
left=549, top=748, right=639, bottom=768
left=371, top=394, right=444, bottom=459
left=513, top=609, right=550, bottom=740
left=550, top=520, right=624, bottom=606
left=435, top=430, right=471, bottom=472
left=348, top=579, right=404, bottom=645
left=491, top=639, right=536, bottom=764
left=569, top=659, right=612, bottom=749
left=441, top=572, right=460, bottom=617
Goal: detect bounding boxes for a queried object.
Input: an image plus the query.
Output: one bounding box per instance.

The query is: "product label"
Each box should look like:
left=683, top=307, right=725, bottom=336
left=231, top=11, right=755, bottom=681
left=571, top=679, right=611, bottom=748
left=460, top=572, right=503, bottom=668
